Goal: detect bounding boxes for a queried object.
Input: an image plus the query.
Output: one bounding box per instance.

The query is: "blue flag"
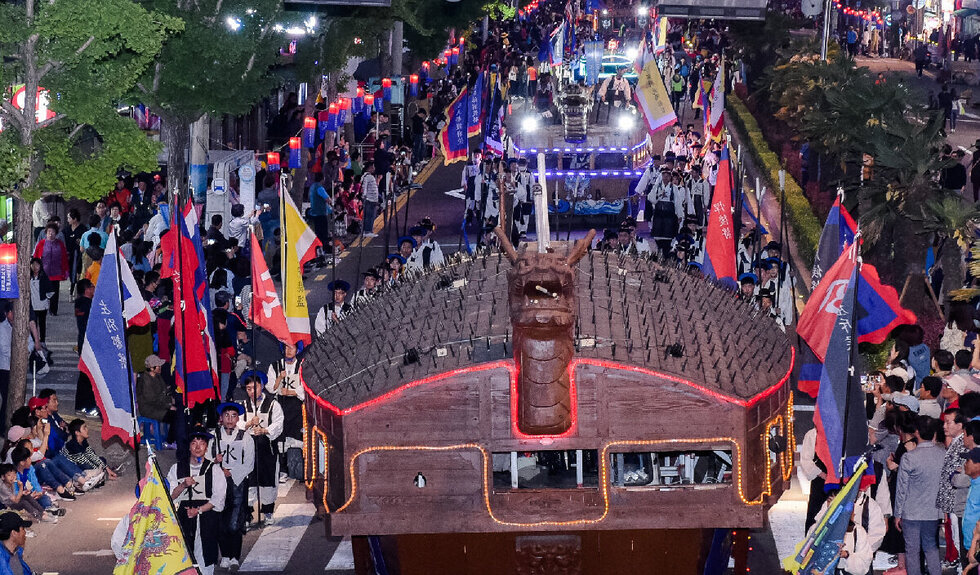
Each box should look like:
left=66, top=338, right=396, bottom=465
left=585, top=41, right=604, bottom=86
left=468, top=72, right=483, bottom=137
left=438, top=88, right=469, bottom=165
left=812, top=195, right=857, bottom=289
left=78, top=233, right=137, bottom=447
left=813, top=263, right=867, bottom=484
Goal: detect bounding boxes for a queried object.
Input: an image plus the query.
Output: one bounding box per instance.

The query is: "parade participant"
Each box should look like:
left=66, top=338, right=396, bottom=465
left=353, top=269, right=382, bottom=307
left=648, top=171, right=684, bottom=255
left=596, top=67, right=632, bottom=124
left=686, top=167, right=708, bottom=226
left=314, top=280, right=352, bottom=335
left=167, top=426, right=226, bottom=575
left=596, top=229, right=619, bottom=252
left=0, top=512, right=34, bottom=574
left=512, top=158, right=533, bottom=241
left=498, top=123, right=516, bottom=163
left=397, top=235, right=417, bottom=262
left=241, top=373, right=283, bottom=526
left=266, top=344, right=303, bottom=485
left=386, top=254, right=406, bottom=285
left=738, top=273, right=758, bottom=302
left=462, top=148, right=486, bottom=224
left=211, top=402, right=254, bottom=570
left=406, top=220, right=445, bottom=271
left=758, top=258, right=794, bottom=327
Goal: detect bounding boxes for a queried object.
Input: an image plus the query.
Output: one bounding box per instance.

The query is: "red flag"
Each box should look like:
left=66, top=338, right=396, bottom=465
left=249, top=234, right=291, bottom=344
left=798, top=247, right=857, bottom=363
left=701, top=146, right=737, bottom=288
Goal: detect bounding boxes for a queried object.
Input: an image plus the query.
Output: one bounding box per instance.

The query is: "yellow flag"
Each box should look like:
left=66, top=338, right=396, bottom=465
left=635, top=60, right=677, bottom=134
left=281, top=190, right=322, bottom=345
left=113, top=459, right=196, bottom=575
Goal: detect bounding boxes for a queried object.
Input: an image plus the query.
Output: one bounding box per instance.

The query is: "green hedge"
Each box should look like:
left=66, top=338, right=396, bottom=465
left=728, top=94, right=822, bottom=269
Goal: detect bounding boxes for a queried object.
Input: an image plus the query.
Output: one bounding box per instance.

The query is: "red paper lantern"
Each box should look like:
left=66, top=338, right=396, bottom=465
left=266, top=152, right=280, bottom=168
left=328, top=102, right=338, bottom=115
left=356, top=87, right=365, bottom=99
left=410, top=74, right=419, bottom=84
left=289, top=137, right=301, bottom=150
left=364, top=94, right=375, bottom=106
left=452, top=47, right=460, bottom=56
left=340, top=98, right=351, bottom=110
left=422, top=61, right=430, bottom=70
left=381, top=77, right=392, bottom=89
left=459, top=36, right=465, bottom=45
left=0, top=244, right=15, bottom=265
left=304, top=116, right=317, bottom=130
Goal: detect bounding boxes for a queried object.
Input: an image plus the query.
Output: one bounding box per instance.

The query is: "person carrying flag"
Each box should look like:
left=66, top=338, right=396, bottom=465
left=211, top=402, right=254, bottom=570
left=241, top=373, right=282, bottom=526
left=168, top=425, right=226, bottom=575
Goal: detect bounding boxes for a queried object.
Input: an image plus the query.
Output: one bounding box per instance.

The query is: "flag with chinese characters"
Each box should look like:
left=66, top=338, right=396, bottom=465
left=708, top=60, right=725, bottom=141
left=250, top=233, right=291, bottom=344
left=78, top=233, right=137, bottom=447
left=439, top=87, right=469, bottom=165
left=701, top=146, right=737, bottom=289
left=634, top=60, right=677, bottom=135
left=467, top=72, right=483, bottom=137
left=113, top=458, right=196, bottom=575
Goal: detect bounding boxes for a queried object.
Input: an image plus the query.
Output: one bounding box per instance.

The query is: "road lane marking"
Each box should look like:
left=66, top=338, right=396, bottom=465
left=238, top=503, right=315, bottom=572
left=325, top=537, right=355, bottom=571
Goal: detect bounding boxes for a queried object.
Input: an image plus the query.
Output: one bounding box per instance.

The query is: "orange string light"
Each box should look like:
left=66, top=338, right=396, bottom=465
left=331, top=432, right=784, bottom=528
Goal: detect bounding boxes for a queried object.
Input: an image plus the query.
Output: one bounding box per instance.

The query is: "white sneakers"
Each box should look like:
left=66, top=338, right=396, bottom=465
left=219, top=557, right=240, bottom=569
left=264, top=513, right=274, bottom=525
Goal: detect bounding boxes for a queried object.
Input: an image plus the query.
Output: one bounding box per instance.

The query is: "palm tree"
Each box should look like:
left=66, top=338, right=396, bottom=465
left=917, top=196, right=980, bottom=303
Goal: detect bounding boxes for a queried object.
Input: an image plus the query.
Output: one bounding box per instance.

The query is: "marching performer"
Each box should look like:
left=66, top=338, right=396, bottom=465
left=211, top=402, right=254, bottom=570
left=266, top=344, right=304, bottom=486
left=241, top=373, right=283, bottom=526
left=168, top=426, right=226, bottom=575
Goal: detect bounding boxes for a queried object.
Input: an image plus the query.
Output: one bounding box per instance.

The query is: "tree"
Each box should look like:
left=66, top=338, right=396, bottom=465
left=0, top=0, right=179, bottom=422
left=133, top=0, right=284, bottom=192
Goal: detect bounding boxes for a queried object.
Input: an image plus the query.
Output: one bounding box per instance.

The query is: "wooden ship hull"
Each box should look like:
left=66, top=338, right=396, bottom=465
left=300, top=243, right=795, bottom=574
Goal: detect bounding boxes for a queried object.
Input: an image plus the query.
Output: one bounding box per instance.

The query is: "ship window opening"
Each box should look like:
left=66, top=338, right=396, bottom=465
left=492, top=450, right=599, bottom=490
left=608, top=450, right=733, bottom=487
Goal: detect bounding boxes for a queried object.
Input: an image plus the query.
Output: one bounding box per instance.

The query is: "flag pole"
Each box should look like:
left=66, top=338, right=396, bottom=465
left=111, top=227, right=142, bottom=487
left=838, top=235, right=861, bottom=480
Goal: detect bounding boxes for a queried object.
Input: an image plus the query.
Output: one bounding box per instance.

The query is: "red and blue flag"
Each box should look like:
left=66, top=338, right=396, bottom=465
left=439, top=87, right=469, bottom=166
left=812, top=195, right=857, bottom=289
left=799, top=245, right=916, bottom=363
left=813, top=262, right=867, bottom=484
left=701, top=146, right=737, bottom=289
left=160, top=200, right=218, bottom=407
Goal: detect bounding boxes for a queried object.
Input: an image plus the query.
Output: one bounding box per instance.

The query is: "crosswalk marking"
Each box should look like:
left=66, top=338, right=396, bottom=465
left=325, top=537, right=354, bottom=571
left=238, top=503, right=315, bottom=572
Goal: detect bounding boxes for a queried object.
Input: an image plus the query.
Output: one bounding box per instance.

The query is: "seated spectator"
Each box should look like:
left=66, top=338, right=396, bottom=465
left=60, top=419, right=116, bottom=481
left=10, top=446, right=60, bottom=516
left=0, top=463, right=54, bottom=523
left=135, top=355, right=176, bottom=446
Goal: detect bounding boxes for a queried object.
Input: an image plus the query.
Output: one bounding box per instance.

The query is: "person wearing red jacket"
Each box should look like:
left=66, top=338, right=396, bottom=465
left=32, top=223, right=68, bottom=316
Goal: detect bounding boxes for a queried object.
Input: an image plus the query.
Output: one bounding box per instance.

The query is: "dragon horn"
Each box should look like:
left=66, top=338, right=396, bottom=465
left=494, top=226, right=519, bottom=264
left=567, top=229, right=596, bottom=265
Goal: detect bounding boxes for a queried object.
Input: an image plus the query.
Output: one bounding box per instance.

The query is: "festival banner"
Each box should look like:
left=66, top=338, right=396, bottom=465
left=812, top=194, right=858, bottom=289
left=439, top=87, right=470, bottom=165
left=708, top=59, right=726, bottom=141
left=249, top=233, right=291, bottom=345
left=633, top=60, right=677, bottom=135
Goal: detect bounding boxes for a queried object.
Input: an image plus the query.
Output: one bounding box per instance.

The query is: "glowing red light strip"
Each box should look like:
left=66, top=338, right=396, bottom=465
left=300, top=346, right=793, bottom=418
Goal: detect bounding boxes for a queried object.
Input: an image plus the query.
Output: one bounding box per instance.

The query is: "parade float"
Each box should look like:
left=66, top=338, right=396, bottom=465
left=300, top=183, right=795, bottom=574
